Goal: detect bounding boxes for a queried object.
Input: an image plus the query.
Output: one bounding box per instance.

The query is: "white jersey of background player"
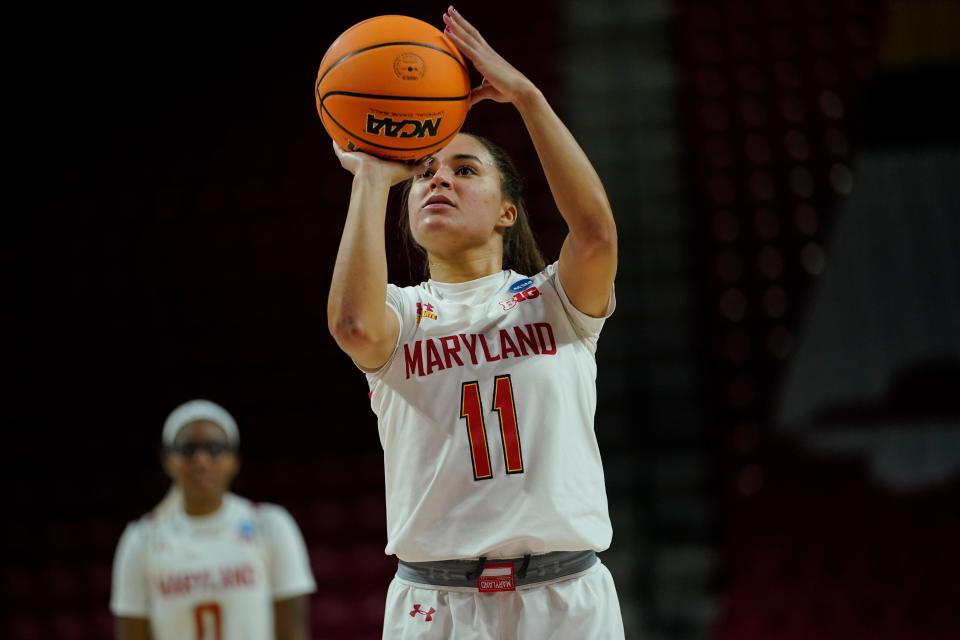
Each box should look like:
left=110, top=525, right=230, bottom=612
left=110, top=400, right=315, bottom=640
left=328, top=8, right=625, bottom=638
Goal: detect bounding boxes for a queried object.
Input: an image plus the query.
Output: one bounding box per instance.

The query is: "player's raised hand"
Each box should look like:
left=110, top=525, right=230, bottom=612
left=441, top=6, right=537, bottom=108
left=332, top=140, right=425, bottom=186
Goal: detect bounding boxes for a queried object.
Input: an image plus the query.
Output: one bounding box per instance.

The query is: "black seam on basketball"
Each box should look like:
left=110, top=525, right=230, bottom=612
left=320, top=102, right=461, bottom=152
left=319, top=90, right=470, bottom=102
left=317, top=41, right=469, bottom=86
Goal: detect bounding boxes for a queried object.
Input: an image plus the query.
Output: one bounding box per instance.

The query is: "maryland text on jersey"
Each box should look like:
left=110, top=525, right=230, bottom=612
left=403, top=322, right=557, bottom=379
left=158, top=564, right=256, bottom=597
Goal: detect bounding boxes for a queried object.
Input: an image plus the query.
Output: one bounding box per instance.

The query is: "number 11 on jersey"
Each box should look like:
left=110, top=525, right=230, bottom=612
left=460, top=374, right=525, bottom=481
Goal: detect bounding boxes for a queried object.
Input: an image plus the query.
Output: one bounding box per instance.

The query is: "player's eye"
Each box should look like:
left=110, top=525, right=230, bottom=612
left=416, top=164, right=476, bottom=180
left=172, top=442, right=232, bottom=457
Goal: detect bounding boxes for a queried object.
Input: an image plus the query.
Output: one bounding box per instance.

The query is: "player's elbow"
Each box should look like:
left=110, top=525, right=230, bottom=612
left=591, top=218, right=617, bottom=247
left=329, top=313, right=372, bottom=347
left=576, top=217, right=618, bottom=255
left=328, top=312, right=389, bottom=355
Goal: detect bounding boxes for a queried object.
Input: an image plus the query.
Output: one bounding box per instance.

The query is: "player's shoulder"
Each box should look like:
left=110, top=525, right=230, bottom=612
left=121, top=517, right=146, bottom=537
left=507, top=262, right=560, bottom=299
left=231, top=495, right=298, bottom=531
left=131, top=504, right=169, bottom=529
left=533, top=261, right=560, bottom=284
left=389, top=279, right=427, bottom=293
left=511, top=261, right=558, bottom=287
left=388, top=279, right=431, bottom=302
left=116, top=511, right=157, bottom=548
left=250, top=499, right=290, bottom=519
left=384, top=280, right=430, bottom=314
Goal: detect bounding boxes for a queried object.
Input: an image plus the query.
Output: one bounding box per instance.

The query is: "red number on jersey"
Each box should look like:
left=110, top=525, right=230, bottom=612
left=492, top=375, right=524, bottom=474
left=460, top=375, right=524, bottom=480
left=194, top=602, right=222, bottom=640
left=460, top=381, right=493, bottom=480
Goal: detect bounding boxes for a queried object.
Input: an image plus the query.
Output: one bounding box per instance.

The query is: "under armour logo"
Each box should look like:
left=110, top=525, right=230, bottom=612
left=409, top=604, right=436, bottom=622
left=416, top=301, right=438, bottom=324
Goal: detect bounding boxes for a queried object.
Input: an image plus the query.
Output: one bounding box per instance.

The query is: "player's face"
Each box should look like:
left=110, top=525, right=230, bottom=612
left=164, top=420, right=238, bottom=505
left=407, top=134, right=517, bottom=259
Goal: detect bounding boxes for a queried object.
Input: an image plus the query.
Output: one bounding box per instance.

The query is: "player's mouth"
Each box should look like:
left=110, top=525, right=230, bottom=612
left=423, top=194, right=456, bottom=210
left=188, top=471, right=218, bottom=488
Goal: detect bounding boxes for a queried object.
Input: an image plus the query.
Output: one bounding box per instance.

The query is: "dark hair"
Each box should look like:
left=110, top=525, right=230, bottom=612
left=398, top=133, right=546, bottom=278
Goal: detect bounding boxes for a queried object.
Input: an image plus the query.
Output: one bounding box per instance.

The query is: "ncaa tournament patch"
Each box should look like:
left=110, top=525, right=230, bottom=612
left=509, top=278, right=534, bottom=293
left=238, top=519, right=256, bottom=541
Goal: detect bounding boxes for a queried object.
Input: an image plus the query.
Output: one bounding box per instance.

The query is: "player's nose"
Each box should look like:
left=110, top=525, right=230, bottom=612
left=188, top=449, right=214, bottom=465
left=429, top=166, right=453, bottom=188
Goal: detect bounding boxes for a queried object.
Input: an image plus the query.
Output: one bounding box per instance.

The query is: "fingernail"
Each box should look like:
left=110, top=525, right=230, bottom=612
left=450, top=6, right=458, bottom=14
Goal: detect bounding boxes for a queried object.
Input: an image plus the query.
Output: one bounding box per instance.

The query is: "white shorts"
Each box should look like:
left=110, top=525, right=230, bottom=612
left=382, top=559, right=625, bottom=639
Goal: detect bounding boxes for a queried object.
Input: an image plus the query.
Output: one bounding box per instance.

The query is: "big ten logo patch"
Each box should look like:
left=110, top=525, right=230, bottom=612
left=416, top=301, right=438, bottom=325
left=365, top=113, right=442, bottom=139
left=500, top=283, right=540, bottom=312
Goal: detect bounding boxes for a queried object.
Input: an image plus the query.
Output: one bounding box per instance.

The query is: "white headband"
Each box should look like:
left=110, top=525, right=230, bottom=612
left=162, top=399, right=239, bottom=447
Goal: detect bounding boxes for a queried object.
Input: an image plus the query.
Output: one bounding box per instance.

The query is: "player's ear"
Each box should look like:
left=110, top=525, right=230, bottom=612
left=160, top=448, right=175, bottom=479
left=226, top=452, right=241, bottom=484
left=498, top=201, right=517, bottom=228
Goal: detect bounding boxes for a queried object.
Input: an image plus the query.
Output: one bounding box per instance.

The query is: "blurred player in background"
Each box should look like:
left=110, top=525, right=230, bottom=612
left=327, top=7, right=625, bottom=638
left=110, top=399, right=315, bottom=640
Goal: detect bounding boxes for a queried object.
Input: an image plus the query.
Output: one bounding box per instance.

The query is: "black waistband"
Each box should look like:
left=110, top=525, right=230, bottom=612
left=396, top=550, right=598, bottom=589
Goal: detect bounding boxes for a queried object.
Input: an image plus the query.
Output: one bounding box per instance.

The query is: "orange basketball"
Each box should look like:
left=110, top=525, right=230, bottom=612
left=315, top=15, right=471, bottom=161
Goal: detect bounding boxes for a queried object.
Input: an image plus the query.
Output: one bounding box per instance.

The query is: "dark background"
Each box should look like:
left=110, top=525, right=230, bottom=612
left=7, top=1, right=960, bottom=638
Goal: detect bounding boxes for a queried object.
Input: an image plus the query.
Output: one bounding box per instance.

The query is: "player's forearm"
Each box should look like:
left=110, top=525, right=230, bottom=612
left=327, top=172, right=392, bottom=345
left=115, top=617, right=151, bottom=640
left=274, top=595, right=310, bottom=640
left=514, top=89, right=616, bottom=245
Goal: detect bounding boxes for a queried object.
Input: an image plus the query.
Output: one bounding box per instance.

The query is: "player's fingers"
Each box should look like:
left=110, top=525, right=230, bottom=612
left=446, top=7, right=487, bottom=45
left=441, top=13, right=475, bottom=48
left=442, top=10, right=487, bottom=56
left=469, top=83, right=498, bottom=108
left=442, top=25, right=482, bottom=61
left=412, top=155, right=433, bottom=175
left=333, top=139, right=360, bottom=160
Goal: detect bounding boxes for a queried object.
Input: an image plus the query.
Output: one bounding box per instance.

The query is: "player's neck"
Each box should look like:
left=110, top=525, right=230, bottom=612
left=427, top=249, right=503, bottom=284
left=182, top=495, right=225, bottom=517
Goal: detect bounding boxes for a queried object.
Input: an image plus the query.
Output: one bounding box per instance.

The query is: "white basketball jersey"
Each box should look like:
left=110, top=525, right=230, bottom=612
left=366, top=262, right=615, bottom=562
left=110, top=493, right=315, bottom=640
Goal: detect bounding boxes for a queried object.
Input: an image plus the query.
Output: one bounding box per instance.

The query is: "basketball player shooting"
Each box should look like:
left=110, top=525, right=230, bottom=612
left=328, top=6, right=625, bottom=638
